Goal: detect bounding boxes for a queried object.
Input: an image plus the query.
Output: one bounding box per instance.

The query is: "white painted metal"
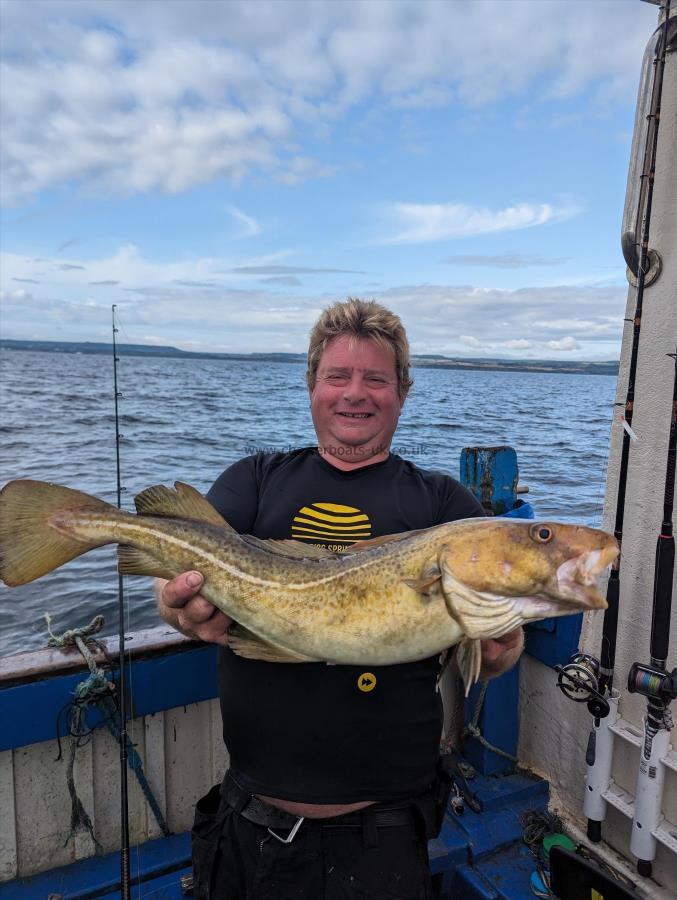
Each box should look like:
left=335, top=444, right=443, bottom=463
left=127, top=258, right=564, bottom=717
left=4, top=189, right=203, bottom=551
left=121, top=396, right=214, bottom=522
left=599, top=719, right=677, bottom=858
left=209, top=697, right=229, bottom=787
left=631, top=727, right=672, bottom=864
left=164, top=702, right=214, bottom=835
left=654, top=822, right=677, bottom=855
left=664, top=749, right=677, bottom=774
left=0, top=697, right=227, bottom=883
left=143, top=711, right=167, bottom=840
left=72, top=739, right=96, bottom=861
left=0, top=750, right=17, bottom=881
left=603, top=783, right=677, bottom=856
left=92, top=712, right=147, bottom=852
left=13, top=738, right=77, bottom=875
left=604, top=781, right=636, bottom=819
left=585, top=709, right=677, bottom=858
left=611, top=716, right=644, bottom=749
left=584, top=693, right=619, bottom=823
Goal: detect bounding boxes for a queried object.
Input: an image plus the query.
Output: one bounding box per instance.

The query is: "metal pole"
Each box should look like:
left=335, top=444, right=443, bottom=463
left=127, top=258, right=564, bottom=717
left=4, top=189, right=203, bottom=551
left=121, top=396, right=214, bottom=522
left=112, top=305, right=131, bottom=900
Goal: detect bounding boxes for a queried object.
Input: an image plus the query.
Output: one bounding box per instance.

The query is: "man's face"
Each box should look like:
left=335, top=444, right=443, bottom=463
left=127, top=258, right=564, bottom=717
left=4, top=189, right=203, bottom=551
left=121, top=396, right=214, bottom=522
left=309, top=335, right=405, bottom=469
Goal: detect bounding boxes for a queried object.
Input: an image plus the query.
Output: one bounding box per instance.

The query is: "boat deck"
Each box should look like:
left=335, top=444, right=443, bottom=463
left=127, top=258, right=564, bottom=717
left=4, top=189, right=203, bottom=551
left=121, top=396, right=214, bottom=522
left=0, top=770, right=549, bottom=899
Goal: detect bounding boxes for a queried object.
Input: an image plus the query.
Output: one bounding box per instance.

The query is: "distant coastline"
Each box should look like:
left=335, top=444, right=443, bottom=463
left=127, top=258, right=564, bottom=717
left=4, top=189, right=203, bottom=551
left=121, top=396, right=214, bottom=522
left=0, top=339, right=619, bottom=376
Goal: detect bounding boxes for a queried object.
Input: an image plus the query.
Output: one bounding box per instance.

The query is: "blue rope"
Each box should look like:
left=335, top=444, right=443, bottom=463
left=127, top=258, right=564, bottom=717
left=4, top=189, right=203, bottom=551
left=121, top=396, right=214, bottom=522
left=46, top=615, right=170, bottom=840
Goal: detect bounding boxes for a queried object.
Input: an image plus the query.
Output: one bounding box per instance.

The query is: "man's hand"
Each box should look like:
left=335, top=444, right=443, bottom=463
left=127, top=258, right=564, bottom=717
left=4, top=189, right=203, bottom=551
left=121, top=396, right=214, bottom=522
left=155, top=572, right=232, bottom=645
left=479, top=627, right=524, bottom=680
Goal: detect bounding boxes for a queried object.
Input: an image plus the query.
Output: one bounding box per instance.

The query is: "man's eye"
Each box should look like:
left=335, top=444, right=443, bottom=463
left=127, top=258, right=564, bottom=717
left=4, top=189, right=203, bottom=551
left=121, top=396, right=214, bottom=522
left=326, top=374, right=348, bottom=383
left=366, top=377, right=387, bottom=386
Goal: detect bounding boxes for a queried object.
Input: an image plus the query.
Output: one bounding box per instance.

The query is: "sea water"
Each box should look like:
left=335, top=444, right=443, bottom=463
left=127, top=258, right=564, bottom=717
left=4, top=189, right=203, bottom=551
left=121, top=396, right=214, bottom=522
left=0, top=350, right=616, bottom=655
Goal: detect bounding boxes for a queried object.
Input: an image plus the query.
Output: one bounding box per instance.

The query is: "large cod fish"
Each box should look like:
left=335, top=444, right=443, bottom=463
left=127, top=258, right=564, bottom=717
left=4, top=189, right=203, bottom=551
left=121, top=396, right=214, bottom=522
left=0, top=479, right=618, bottom=691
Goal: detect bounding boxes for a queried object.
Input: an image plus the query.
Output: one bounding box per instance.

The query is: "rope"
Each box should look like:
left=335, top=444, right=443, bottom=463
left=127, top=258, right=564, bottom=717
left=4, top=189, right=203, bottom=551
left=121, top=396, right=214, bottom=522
left=461, top=682, right=518, bottom=763
left=520, top=810, right=560, bottom=898
left=521, top=809, right=563, bottom=851
left=46, top=615, right=170, bottom=845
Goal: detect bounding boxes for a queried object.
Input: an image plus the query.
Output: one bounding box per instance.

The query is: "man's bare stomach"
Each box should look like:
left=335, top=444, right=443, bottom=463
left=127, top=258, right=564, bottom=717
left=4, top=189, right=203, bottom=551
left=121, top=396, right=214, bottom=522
left=256, top=795, right=376, bottom=819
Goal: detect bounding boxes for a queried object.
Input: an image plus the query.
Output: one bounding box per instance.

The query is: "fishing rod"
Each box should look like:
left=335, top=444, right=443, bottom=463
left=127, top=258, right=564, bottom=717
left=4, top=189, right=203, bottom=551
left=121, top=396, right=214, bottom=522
left=555, top=1, right=672, bottom=845
left=599, top=0, right=671, bottom=703
left=601, top=0, right=671, bottom=699
left=627, top=349, right=677, bottom=877
left=112, top=304, right=131, bottom=900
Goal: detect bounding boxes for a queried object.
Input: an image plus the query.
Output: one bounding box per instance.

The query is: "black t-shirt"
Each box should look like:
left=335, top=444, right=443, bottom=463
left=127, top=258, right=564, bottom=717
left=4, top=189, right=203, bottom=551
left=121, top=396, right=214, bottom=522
left=207, top=447, right=483, bottom=803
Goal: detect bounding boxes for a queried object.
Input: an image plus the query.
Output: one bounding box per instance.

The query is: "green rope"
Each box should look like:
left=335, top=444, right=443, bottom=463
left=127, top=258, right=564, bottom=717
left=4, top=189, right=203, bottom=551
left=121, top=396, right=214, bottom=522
left=46, top=613, right=106, bottom=656
left=46, top=614, right=170, bottom=846
left=461, top=681, right=518, bottom=763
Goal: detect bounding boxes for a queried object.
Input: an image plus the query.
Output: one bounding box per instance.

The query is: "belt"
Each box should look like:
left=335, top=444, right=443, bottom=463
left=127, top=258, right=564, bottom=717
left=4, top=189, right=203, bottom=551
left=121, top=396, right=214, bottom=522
left=222, top=773, right=417, bottom=843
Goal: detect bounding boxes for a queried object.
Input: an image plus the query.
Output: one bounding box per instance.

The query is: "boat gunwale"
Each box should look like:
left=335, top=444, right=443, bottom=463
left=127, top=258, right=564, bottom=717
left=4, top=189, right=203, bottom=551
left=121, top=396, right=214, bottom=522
left=0, top=624, right=196, bottom=688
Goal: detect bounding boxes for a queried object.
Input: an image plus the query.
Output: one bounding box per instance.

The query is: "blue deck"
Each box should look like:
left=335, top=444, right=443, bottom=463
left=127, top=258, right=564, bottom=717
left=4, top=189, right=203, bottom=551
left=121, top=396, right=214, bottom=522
left=0, top=770, right=549, bottom=899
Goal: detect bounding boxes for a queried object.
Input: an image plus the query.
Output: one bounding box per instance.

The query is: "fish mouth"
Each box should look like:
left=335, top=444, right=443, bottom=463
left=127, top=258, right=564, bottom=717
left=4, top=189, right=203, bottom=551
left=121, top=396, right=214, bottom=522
left=554, top=542, right=618, bottom=609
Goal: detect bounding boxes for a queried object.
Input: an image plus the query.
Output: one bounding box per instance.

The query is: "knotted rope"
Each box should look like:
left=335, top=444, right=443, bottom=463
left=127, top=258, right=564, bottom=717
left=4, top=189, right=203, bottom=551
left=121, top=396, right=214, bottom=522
left=46, top=614, right=169, bottom=848
left=461, top=681, right=518, bottom=763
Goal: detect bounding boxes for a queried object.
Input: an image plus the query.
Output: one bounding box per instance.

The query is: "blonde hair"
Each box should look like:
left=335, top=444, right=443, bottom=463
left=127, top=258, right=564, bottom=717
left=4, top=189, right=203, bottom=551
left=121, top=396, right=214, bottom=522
left=306, top=298, right=413, bottom=398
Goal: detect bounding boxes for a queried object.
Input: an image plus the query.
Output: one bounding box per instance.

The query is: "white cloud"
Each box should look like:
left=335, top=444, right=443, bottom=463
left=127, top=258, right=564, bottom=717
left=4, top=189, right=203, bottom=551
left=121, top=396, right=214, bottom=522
left=227, top=206, right=262, bottom=239
left=459, top=335, right=483, bottom=348
left=0, top=245, right=288, bottom=300
left=0, top=0, right=655, bottom=204
left=382, top=201, right=579, bottom=244
left=444, top=253, right=569, bottom=269
left=376, top=282, right=625, bottom=359
left=0, top=246, right=627, bottom=359
left=546, top=336, right=581, bottom=351
left=0, top=288, right=31, bottom=303
left=275, top=156, right=337, bottom=185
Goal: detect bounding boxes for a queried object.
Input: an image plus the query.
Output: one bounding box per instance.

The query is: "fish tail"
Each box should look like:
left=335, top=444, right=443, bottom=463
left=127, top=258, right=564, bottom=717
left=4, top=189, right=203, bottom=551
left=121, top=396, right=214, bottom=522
left=0, top=479, right=118, bottom=586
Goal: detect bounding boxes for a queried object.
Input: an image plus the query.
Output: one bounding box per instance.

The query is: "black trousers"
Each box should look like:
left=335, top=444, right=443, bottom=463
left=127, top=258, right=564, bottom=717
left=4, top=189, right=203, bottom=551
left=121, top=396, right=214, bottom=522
left=192, top=784, right=433, bottom=900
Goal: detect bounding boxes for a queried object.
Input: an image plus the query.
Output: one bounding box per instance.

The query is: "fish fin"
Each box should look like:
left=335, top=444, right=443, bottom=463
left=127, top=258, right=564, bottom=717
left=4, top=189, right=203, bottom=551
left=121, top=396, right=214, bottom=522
left=134, top=482, right=231, bottom=528
left=456, top=637, right=483, bottom=696
left=403, top=561, right=442, bottom=597
left=276, top=540, right=338, bottom=559
left=239, top=535, right=338, bottom=560
left=341, top=529, right=425, bottom=553
left=0, top=479, right=114, bottom=586
left=118, top=544, right=174, bottom=579
left=228, top=625, right=319, bottom=663
left=442, top=563, right=517, bottom=640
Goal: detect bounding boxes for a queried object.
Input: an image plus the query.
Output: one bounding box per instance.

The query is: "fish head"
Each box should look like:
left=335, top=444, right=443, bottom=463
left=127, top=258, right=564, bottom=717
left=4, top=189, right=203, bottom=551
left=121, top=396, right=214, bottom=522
left=436, top=519, right=618, bottom=639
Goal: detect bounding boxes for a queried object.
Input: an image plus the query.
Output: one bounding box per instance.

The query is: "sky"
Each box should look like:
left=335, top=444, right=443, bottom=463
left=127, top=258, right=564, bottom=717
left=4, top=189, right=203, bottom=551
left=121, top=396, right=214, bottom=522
left=0, top=0, right=660, bottom=360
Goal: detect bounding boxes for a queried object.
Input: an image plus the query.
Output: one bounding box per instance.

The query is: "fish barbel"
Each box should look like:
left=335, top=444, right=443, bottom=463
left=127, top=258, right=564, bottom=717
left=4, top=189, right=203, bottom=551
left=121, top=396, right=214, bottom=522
left=0, top=479, right=618, bottom=691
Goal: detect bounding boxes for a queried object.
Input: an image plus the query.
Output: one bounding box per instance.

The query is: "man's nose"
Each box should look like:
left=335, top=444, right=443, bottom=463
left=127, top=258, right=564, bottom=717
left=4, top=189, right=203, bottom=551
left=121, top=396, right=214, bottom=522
left=342, top=374, right=367, bottom=402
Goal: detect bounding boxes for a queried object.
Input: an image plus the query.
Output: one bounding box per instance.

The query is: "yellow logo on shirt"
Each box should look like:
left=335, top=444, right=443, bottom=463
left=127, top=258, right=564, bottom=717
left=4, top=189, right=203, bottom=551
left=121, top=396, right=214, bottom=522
left=357, top=672, right=377, bottom=692
left=291, top=501, right=372, bottom=551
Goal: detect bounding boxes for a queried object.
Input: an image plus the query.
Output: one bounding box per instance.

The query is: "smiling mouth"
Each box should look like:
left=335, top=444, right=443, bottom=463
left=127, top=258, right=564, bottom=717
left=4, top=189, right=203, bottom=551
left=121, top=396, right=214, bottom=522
left=337, top=412, right=373, bottom=418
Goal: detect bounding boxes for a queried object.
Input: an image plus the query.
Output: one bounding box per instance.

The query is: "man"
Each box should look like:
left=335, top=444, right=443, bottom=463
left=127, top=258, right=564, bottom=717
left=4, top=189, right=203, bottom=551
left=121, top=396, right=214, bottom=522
left=157, top=298, right=523, bottom=899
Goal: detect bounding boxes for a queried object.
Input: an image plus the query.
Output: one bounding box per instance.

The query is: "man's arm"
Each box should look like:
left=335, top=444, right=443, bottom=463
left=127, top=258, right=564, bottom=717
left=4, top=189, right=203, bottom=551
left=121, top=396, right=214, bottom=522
left=155, top=573, right=232, bottom=644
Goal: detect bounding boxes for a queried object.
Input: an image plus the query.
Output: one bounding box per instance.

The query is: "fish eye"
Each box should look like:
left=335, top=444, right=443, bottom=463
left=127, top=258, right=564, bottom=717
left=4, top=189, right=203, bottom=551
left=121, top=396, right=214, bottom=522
left=530, top=524, right=554, bottom=544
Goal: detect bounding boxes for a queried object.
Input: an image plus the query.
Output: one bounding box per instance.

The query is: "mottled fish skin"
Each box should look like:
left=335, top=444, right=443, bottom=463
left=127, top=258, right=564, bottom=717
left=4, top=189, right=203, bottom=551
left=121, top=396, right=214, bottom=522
left=0, top=480, right=618, bottom=670
left=44, top=509, right=469, bottom=664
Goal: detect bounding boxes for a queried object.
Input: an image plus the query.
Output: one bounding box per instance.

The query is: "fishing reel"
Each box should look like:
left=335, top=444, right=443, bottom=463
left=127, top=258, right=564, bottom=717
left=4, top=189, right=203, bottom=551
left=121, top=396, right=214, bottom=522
left=555, top=654, right=610, bottom=719
left=627, top=663, right=677, bottom=702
